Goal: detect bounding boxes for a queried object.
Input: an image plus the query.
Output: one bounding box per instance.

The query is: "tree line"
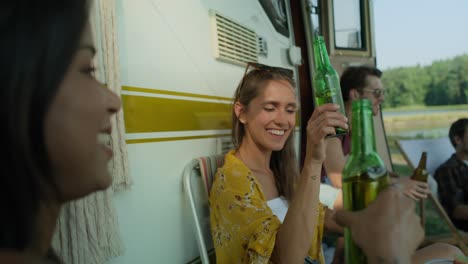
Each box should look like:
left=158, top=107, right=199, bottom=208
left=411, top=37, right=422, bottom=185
left=380, top=54, right=468, bottom=108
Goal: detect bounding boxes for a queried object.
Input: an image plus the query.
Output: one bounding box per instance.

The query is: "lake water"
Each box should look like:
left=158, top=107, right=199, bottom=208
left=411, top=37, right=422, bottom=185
left=382, top=108, right=465, bottom=138
left=383, top=108, right=466, bottom=117
left=392, top=127, right=449, bottom=138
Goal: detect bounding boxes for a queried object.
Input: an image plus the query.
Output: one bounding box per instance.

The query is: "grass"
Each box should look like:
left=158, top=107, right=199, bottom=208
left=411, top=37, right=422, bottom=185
left=392, top=163, right=413, bottom=176
left=424, top=201, right=451, bottom=236
left=384, top=112, right=467, bottom=135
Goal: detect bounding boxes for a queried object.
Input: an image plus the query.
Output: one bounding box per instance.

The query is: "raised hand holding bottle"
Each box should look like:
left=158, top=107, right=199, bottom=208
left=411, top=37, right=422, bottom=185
left=312, top=35, right=347, bottom=137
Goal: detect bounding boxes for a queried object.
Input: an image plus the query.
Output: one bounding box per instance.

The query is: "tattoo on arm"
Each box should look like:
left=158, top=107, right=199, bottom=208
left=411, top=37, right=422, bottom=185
left=311, top=175, right=317, bottom=180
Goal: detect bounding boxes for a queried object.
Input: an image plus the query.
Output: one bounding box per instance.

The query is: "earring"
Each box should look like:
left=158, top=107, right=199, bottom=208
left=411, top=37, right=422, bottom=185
left=239, top=119, right=246, bottom=124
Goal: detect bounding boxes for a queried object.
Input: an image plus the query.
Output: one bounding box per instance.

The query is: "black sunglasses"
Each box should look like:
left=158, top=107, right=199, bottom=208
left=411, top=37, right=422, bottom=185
left=236, top=62, right=294, bottom=99
left=362, top=88, right=386, bottom=98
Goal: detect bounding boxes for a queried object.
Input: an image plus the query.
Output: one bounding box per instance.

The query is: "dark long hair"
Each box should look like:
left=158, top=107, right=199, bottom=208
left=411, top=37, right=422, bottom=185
left=0, top=0, right=89, bottom=251
left=231, top=69, right=299, bottom=201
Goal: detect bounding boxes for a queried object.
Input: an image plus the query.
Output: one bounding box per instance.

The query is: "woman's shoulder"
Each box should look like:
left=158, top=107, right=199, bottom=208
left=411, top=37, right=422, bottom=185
left=212, top=150, right=259, bottom=196
left=218, top=150, right=251, bottom=177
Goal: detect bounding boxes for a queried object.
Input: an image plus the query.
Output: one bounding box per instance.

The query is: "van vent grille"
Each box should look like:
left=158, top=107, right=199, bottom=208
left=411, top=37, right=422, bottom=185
left=217, top=137, right=234, bottom=155
left=210, top=11, right=258, bottom=66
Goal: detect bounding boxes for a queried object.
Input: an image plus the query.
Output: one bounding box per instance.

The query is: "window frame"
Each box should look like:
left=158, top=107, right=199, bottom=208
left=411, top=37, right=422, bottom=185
left=326, top=0, right=374, bottom=57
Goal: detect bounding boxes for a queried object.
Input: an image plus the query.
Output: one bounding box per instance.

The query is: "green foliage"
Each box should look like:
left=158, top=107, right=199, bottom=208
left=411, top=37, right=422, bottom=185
left=392, top=163, right=412, bottom=175
left=424, top=200, right=451, bottom=236
left=381, top=54, right=468, bottom=108
left=384, top=104, right=468, bottom=112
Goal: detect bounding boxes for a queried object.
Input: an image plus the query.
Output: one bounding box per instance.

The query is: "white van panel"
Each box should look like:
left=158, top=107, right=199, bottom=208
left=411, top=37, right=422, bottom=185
left=111, top=0, right=296, bottom=263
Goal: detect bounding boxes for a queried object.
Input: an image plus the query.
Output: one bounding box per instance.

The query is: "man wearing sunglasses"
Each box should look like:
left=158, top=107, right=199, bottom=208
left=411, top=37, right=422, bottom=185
left=319, top=66, right=464, bottom=262
left=341, top=66, right=386, bottom=116
left=319, top=65, right=430, bottom=211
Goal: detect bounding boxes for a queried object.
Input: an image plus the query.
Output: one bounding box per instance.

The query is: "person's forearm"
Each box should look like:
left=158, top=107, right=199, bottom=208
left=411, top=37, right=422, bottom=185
left=328, top=173, right=342, bottom=188
left=272, top=158, right=322, bottom=263
left=367, top=255, right=411, bottom=264
left=324, top=217, right=344, bottom=234
left=367, top=249, right=411, bottom=264
left=453, top=205, right=468, bottom=220
left=323, top=138, right=346, bottom=188
left=333, top=189, right=343, bottom=210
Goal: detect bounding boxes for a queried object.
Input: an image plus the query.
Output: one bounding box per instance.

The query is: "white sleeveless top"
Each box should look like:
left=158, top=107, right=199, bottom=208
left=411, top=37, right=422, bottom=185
left=267, top=196, right=289, bottom=223
left=269, top=196, right=334, bottom=264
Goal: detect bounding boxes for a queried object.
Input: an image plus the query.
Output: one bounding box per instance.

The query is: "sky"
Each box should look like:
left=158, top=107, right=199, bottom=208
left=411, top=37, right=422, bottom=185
left=374, top=0, right=468, bottom=70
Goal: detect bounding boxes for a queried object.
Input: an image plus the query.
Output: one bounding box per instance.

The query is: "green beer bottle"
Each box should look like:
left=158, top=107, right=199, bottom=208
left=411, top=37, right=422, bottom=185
left=411, top=152, right=428, bottom=182
left=312, top=35, right=347, bottom=137
left=342, top=99, right=391, bottom=264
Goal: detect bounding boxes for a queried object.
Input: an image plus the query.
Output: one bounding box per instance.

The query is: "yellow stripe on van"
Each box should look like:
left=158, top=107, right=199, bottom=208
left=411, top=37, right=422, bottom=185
left=122, top=86, right=233, bottom=102
left=126, top=134, right=231, bottom=144
left=122, top=94, right=232, bottom=133
left=121, top=86, right=301, bottom=143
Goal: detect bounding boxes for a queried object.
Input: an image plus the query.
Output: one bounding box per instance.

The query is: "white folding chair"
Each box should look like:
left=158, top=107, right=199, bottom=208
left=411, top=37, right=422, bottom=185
left=396, top=137, right=452, bottom=177
left=183, top=154, right=328, bottom=263
left=183, top=155, right=225, bottom=264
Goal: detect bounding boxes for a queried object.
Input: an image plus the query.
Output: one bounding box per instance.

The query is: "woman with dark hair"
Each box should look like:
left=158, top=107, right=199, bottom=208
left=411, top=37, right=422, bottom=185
left=0, top=0, right=120, bottom=262
left=209, top=62, right=348, bottom=263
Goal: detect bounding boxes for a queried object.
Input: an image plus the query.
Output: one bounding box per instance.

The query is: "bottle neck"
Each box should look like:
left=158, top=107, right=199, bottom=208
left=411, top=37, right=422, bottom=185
left=418, top=153, right=427, bottom=169
left=411, top=152, right=428, bottom=181
left=415, top=153, right=427, bottom=173
left=313, top=38, right=332, bottom=69
left=350, top=105, right=376, bottom=155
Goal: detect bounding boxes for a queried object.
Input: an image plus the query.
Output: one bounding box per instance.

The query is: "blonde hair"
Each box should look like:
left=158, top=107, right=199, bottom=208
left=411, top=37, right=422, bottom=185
left=231, top=67, right=298, bottom=201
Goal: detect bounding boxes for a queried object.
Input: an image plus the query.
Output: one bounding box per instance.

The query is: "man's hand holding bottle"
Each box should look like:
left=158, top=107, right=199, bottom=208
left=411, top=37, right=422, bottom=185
left=334, top=185, right=424, bottom=264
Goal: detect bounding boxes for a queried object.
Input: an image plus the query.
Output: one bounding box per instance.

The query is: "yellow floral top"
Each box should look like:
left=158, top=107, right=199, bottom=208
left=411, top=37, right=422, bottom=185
left=209, top=151, right=325, bottom=264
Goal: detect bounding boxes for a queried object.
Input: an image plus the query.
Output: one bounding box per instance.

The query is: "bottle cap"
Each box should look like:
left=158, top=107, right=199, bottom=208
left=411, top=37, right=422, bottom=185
left=313, top=35, right=324, bottom=43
